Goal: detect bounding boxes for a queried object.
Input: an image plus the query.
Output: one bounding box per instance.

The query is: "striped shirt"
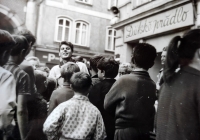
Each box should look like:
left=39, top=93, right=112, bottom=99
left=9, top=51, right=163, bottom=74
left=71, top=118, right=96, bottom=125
left=3, top=61, right=31, bottom=96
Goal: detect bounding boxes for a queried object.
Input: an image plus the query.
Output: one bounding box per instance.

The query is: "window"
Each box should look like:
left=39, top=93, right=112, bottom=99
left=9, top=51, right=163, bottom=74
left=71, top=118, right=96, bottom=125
left=76, top=0, right=93, bottom=5
left=74, top=21, right=89, bottom=46
left=132, top=0, right=154, bottom=8
left=55, top=17, right=90, bottom=47
left=55, top=17, right=72, bottom=42
left=108, top=0, right=117, bottom=9
left=48, top=0, right=63, bottom=2
left=105, top=27, right=116, bottom=51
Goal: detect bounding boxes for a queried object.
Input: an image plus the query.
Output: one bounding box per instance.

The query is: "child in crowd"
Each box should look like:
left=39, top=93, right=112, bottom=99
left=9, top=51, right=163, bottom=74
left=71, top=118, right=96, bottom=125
left=43, top=72, right=106, bottom=140
left=88, top=57, right=119, bottom=140
left=89, top=55, right=105, bottom=85
left=48, top=62, right=80, bottom=115
left=26, top=70, right=48, bottom=140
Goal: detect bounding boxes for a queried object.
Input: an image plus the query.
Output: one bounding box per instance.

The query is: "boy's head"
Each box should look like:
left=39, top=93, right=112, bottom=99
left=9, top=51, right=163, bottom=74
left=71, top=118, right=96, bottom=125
left=11, top=35, right=30, bottom=64
left=131, top=43, right=157, bottom=70
left=89, top=55, right=104, bottom=73
left=70, top=72, right=91, bottom=95
left=26, top=56, right=40, bottom=69
left=60, top=62, right=80, bottom=82
left=17, top=29, right=36, bottom=56
left=0, top=30, right=16, bottom=66
left=97, top=57, right=119, bottom=79
left=34, top=70, right=47, bottom=94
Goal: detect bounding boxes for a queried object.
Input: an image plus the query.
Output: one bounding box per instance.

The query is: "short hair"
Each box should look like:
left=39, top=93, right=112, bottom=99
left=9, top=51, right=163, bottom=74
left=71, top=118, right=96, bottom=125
left=34, top=70, right=47, bottom=92
left=36, top=66, right=50, bottom=74
left=26, top=56, right=40, bottom=64
left=0, top=29, right=15, bottom=53
left=42, top=77, right=56, bottom=101
left=89, top=55, right=104, bottom=73
left=59, top=41, right=74, bottom=52
left=74, top=56, right=83, bottom=62
left=132, top=43, right=157, bottom=70
left=97, top=57, right=119, bottom=78
left=60, top=62, right=80, bottom=82
left=10, top=35, right=30, bottom=56
left=17, top=29, right=36, bottom=46
left=70, top=72, right=91, bottom=94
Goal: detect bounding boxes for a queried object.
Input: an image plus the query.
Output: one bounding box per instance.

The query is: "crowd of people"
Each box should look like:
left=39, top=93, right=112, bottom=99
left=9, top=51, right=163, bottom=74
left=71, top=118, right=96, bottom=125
left=0, top=28, right=200, bottom=140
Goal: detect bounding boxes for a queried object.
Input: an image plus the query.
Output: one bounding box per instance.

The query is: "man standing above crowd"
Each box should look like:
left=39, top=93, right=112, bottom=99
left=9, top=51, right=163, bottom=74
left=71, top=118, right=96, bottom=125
left=104, top=43, right=157, bottom=140
left=49, top=41, right=74, bottom=87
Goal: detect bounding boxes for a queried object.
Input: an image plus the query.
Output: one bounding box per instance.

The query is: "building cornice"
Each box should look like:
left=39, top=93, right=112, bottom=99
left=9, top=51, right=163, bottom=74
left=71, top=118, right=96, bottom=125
left=112, top=0, right=191, bottom=29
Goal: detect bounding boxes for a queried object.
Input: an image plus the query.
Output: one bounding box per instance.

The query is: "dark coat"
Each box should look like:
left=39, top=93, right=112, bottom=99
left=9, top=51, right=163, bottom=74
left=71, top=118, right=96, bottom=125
left=156, top=66, right=200, bottom=140
left=104, top=71, right=156, bottom=134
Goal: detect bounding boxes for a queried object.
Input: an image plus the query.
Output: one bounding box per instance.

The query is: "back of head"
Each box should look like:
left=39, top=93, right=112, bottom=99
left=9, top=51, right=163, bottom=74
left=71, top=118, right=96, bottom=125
left=70, top=72, right=91, bottom=94
left=89, top=54, right=104, bottom=73
left=42, top=77, right=56, bottom=101
left=74, top=56, right=83, bottom=62
left=17, top=29, right=36, bottom=46
left=97, top=57, right=119, bottom=78
left=0, top=30, right=15, bottom=52
left=10, top=35, right=29, bottom=56
left=132, top=43, right=157, bottom=70
left=164, top=29, right=200, bottom=82
left=34, top=70, right=47, bottom=93
left=0, top=30, right=16, bottom=65
left=60, top=62, right=80, bottom=82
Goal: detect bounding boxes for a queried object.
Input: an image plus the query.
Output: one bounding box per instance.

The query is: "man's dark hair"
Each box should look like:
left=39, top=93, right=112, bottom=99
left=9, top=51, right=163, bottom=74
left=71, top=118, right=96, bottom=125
left=70, top=72, right=91, bottom=94
left=60, top=62, right=80, bottom=82
left=10, top=35, right=30, bottom=56
left=97, top=57, right=119, bottom=78
left=132, top=43, right=157, bottom=70
left=0, top=30, right=15, bottom=53
left=17, top=29, right=36, bottom=46
left=59, top=41, right=74, bottom=52
left=34, top=70, right=47, bottom=93
left=89, top=55, right=104, bottom=73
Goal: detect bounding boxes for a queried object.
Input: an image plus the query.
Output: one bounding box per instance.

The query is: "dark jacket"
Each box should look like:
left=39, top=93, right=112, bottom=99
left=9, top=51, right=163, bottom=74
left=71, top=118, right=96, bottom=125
left=104, top=71, right=156, bottom=131
left=156, top=66, right=200, bottom=140
left=89, top=79, right=116, bottom=140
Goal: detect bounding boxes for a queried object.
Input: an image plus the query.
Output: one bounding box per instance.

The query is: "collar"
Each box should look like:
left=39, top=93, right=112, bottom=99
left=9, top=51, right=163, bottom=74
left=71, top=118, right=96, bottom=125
left=63, top=82, right=70, bottom=87
left=92, top=74, right=98, bottom=78
left=5, top=61, right=18, bottom=66
left=73, top=94, right=89, bottom=101
left=182, top=66, right=200, bottom=76
left=133, top=67, right=147, bottom=72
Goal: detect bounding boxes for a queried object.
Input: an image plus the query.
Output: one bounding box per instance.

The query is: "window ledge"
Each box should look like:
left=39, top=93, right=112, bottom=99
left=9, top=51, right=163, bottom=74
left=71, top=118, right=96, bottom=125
left=75, top=0, right=92, bottom=6
left=74, top=44, right=90, bottom=48
left=105, top=49, right=115, bottom=53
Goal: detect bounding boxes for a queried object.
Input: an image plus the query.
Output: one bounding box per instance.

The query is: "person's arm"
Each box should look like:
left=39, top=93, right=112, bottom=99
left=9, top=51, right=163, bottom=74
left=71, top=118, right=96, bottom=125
left=93, top=113, right=106, bottom=140
left=17, top=95, right=29, bottom=140
left=43, top=104, right=65, bottom=140
left=104, top=78, right=124, bottom=116
left=48, top=91, right=58, bottom=115
left=1, top=73, right=16, bottom=130
left=17, top=74, right=31, bottom=139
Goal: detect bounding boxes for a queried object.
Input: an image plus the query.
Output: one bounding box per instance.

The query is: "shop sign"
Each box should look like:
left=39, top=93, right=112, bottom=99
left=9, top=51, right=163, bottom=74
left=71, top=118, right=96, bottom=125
left=124, top=3, right=194, bottom=42
left=35, top=50, right=60, bottom=64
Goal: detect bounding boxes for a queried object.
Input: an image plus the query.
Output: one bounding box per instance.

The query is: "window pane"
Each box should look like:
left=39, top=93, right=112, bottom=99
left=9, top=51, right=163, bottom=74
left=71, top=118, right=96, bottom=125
left=76, top=23, right=81, bottom=29
left=109, top=30, right=112, bottom=35
left=66, top=21, right=69, bottom=26
left=107, top=37, right=112, bottom=50
left=82, top=24, right=87, bottom=30
left=59, top=19, right=63, bottom=25
left=64, top=28, right=69, bottom=41
left=81, top=31, right=86, bottom=45
left=75, top=29, right=80, bottom=44
left=57, top=26, right=63, bottom=40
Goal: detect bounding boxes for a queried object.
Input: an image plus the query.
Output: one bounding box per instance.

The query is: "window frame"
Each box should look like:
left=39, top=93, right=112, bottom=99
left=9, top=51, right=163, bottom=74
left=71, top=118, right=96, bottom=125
left=132, top=0, right=154, bottom=9
left=105, top=26, right=116, bottom=52
left=54, top=16, right=73, bottom=42
left=75, top=0, right=93, bottom=5
left=73, top=20, right=90, bottom=47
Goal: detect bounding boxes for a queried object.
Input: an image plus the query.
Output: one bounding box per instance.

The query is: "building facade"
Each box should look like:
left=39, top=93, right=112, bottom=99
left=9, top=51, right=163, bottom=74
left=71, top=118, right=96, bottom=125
left=112, top=0, right=200, bottom=82
left=0, top=0, right=117, bottom=67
